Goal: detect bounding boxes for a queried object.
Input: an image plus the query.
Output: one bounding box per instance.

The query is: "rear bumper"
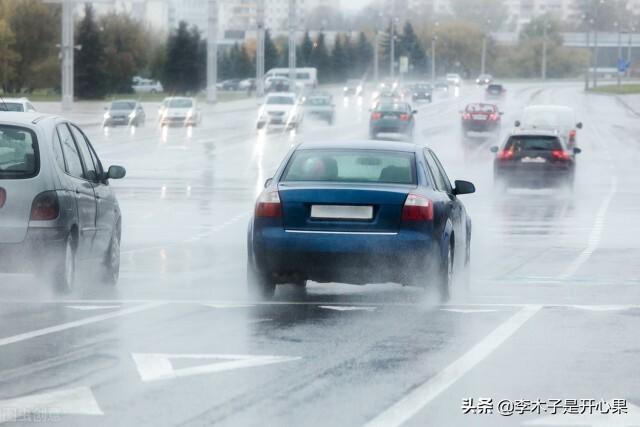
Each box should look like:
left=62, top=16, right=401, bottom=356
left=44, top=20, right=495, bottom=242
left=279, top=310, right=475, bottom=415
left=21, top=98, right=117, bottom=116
left=371, top=122, right=411, bottom=134
left=462, top=121, right=498, bottom=131
left=0, top=227, right=68, bottom=272
left=495, top=165, right=573, bottom=187
left=251, top=227, right=437, bottom=285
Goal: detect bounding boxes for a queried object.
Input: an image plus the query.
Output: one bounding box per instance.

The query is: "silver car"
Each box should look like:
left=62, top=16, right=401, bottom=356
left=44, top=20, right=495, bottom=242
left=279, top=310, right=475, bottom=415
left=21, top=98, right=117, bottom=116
left=0, top=113, right=126, bottom=293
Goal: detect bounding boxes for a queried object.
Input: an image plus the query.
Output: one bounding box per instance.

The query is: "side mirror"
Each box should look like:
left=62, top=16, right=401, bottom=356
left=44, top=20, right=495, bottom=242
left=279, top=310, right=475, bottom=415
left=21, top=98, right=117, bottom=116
left=264, top=177, right=273, bottom=188
left=576, top=122, right=583, bottom=129
left=573, top=147, right=582, bottom=154
left=453, top=180, right=476, bottom=195
left=490, top=146, right=499, bottom=153
left=107, top=165, right=126, bottom=180
left=514, top=120, right=521, bottom=127
left=412, top=110, right=418, bottom=115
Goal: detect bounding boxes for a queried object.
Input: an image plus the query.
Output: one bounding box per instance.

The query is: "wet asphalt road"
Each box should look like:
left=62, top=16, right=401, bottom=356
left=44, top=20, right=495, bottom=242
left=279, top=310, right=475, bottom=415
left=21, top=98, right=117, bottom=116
left=2, top=82, right=640, bottom=426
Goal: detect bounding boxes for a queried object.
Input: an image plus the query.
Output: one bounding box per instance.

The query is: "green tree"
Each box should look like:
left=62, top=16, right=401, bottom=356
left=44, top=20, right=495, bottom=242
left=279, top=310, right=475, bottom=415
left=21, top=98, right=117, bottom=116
left=331, top=34, right=349, bottom=82
left=100, top=12, right=153, bottom=93
left=264, top=30, right=279, bottom=72
left=298, top=31, right=313, bottom=67
left=0, top=19, right=20, bottom=92
left=163, top=21, right=204, bottom=93
left=353, top=31, right=373, bottom=78
left=431, top=21, right=492, bottom=77
left=309, top=32, right=331, bottom=82
left=75, top=4, right=107, bottom=99
left=6, top=0, right=60, bottom=92
left=398, top=22, right=426, bottom=75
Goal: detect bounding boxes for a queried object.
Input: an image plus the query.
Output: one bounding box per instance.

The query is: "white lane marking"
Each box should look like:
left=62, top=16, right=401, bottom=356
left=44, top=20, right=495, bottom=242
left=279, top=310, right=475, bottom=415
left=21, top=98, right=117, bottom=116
left=202, top=304, right=256, bottom=309
left=525, top=401, right=640, bottom=426
left=560, top=177, right=617, bottom=279
left=132, top=353, right=301, bottom=382
left=66, top=305, right=122, bottom=311
left=319, top=305, right=377, bottom=312
left=0, top=303, right=164, bottom=348
left=365, top=305, right=542, bottom=427
left=440, top=309, right=499, bottom=314
left=0, top=387, right=103, bottom=424
left=570, top=305, right=630, bottom=312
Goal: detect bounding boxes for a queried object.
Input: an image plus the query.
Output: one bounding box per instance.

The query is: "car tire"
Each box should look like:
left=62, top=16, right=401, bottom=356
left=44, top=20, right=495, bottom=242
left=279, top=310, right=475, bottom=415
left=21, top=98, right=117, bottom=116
left=102, top=224, right=121, bottom=286
left=436, top=243, right=453, bottom=303
left=247, top=258, right=276, bottom=300
left=53, top=233, right=77, bottom=294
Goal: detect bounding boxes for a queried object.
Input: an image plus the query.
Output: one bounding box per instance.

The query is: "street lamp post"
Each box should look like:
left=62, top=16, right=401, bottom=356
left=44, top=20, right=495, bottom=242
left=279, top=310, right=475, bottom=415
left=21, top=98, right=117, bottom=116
left=431, top=22, right=439, bottom=84
left=288, top=0, right=296, bottom=82
left=541, top=17, right=548, bottom=80
left=481, top=19, right=490, bottom=76
left=374, top=12, right=382, bottom=83
left=206, top=0, right=218, bottom=104
left=256, top=0, right=265, bottom=97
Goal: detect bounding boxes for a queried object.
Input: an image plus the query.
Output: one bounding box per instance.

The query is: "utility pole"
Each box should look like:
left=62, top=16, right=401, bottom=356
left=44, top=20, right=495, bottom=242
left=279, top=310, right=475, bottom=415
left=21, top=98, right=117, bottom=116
left=288, top=0, right=296, bottom=83
left=256, top=0, right=265, bottom=97
left=585, top=19, right=591, bottom=90
left=390, top=18, right=395, bottom=80
left=374, top=30, right=379, bottom=82
left=541, top=17, right=548, bottom=80
left=616, top=22, right=622, bottom=86
left=481, top=19, right=490, bottom=75
left=627, top=27, right=633, bottom=79
left=593, top=0, right=600, bottom=88
left=206, top=0, right=218, bottom=104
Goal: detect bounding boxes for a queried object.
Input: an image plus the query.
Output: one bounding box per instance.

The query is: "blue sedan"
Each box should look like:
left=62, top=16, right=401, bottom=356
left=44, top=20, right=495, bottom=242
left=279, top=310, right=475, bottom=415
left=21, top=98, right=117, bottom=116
left=247, top=140, right=475, bottom=301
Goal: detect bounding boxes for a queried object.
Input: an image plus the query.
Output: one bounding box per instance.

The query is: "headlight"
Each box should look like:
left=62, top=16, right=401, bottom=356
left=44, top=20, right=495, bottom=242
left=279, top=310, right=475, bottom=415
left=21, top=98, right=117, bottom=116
left=343, top=86, right=348, bottom=91
left=104, top=112, right=110, bottom=119
left=414, top=93, right=419, bottom=96
left=128, top=112, right=136, bottom=119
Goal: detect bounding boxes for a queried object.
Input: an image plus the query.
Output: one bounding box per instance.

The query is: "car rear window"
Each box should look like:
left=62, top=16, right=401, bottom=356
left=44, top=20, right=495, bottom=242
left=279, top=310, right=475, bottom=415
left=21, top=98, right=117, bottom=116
left=0, top=102, right=25, bottom=112
left=466, top=104, right=496, bottom=113
left=376, top=103, right=409, bottom=112
left=282, top=149, right=417, bottom=185
left=505, top=135, right=563, bottom=151
left=0, top=125, right=38, bottom=179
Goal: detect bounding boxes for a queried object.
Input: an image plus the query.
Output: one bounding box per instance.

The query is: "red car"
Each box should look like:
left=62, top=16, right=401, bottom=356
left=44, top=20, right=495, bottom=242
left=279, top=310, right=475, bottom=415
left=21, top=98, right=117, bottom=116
left=460, top=103, right=502, bottom=137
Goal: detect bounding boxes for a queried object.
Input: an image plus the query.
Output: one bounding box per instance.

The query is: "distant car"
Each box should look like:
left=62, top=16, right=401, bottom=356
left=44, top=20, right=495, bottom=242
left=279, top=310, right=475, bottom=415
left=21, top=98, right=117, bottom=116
left=343, top=79, right=365, bottom=96
left=158, top=97, right=201, bottom=127
left=408, top=83, right=433, bottom=103
left=0, top=113, right=126, bottom=293
left=460, top=103, right=502, bottom=136
left=302, top=92, right=335, bottom=125
left=476, top=74, right=493, bottom=85
left=103, top=100, right=145, bottom=127
left=369, top=100, right=417, bottom=141
left=516, top=105, right=583, bottom=147
left=132, top=77, right=163, bottom=94
left=247, top=140, right=475, bottom=301
left=434, top=80, right=449, bottom=92
left=217, top=79, right=241, bottom=91
left=257, top=92, right=303, bottom=131
left=0, top=98, right=36, bottom=113
left=265, top=77, right=295, bottom=94
left=485, top=83, right=506, bottom=99
left=491, top=129, right=581, bottom=189
left=446, top=73, right=462, bottom=86
left=239, top=78, right=256, bottom=91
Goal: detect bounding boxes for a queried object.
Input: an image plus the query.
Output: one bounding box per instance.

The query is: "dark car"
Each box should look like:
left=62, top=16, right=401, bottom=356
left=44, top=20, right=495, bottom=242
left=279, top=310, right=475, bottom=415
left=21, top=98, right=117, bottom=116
left=302, top=92, right=335, bottom=125
left=343, top=79, right=365, bottom=96
left=217, top=79, right=241, bottom=91
left=265, top=77, right=294, bottom=93
left=247, top=140, right=475, bottom=301
left=408, top=83, right=433, bottom=103
left=491, top=130, right=582, bottom=189
left=369, top=101, right=417, bottom=140
left=103, top=100, right=145, bottom=127
left=476, top=74, right=493, bottom=85
left=460, top=103, right=502, bottom=136
left=0, top=114, right=126, bottom=293
left=485, top=83, right=506, bottom=99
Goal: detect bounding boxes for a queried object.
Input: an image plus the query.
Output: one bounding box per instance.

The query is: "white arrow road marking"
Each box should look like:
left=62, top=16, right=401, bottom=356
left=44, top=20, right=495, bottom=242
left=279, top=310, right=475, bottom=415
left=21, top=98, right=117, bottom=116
left=201, top=304, right=256, bottom=309
left=319, top=306, right=377, bottom=312
left=570, top=305, right=630, bottom=312
left=441, top=309, right=499, bottom=314
left=365, top=305, right=542, bottom=427
left=0, top=387, right=102, bottom=424
left=131, top=353, right=302, bottom=382
left=66, top=305, right=122, bottom=311
left=525, top=402, right=640, bottom=426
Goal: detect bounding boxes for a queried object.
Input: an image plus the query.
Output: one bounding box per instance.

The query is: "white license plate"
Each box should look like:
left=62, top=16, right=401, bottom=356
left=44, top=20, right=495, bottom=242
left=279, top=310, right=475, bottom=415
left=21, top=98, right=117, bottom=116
left=310, top=205, right=373, bottom=220
left=472, top=114, right=486, bottom=120
left=521, top=157, right=547, bottom=163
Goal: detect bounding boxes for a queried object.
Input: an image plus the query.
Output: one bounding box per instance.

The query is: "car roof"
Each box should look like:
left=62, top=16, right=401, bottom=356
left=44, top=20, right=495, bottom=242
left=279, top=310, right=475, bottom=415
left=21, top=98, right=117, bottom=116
left=0, top=98, right=29, bottom=103
left=296, top=139, right=419, bottom=153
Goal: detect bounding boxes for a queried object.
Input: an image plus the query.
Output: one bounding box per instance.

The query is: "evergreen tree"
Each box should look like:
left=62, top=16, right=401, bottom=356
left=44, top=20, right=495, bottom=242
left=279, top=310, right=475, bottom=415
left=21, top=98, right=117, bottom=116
left=74, top=4, right=107, bottom=99
left=331, top=34, right=349, bottom=82
left=298, top=31, right=313, bottom=67
left=163, top=21, right=204, bottom=93
left=354, top=32, right=373, bottom=78
left=398, top=22, right=426, bottom=75
left=309, top=32, right=331, bottom=83
left=264, top=30, right=279, bottom=72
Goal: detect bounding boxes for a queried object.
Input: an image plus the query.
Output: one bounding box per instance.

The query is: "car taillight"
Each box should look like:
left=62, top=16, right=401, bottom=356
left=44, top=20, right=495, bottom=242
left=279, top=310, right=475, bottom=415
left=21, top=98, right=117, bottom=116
left=30, top=191, right=59, bottom=221
left=488, top=113, right=498, bottom=120
left=402, top=193, right=433, bottom=221
left=462, top=113, right=471, bottom=120
left=569, top=129, right=576, bottom=141
left=0, top=188, right=5, bottom=209
left=399, top=114, right=410, bottom=121
left=255, top=190, right=282, bottom=218
left=497, top=149, right=514, bottom=160
left=552, top=150, right=570, bottom=161
left=371, top=112, right=382, bottom=120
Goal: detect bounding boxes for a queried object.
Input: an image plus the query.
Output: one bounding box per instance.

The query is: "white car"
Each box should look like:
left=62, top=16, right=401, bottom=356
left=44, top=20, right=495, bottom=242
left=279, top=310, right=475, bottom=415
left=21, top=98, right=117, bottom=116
left=158, top=97, right=201, bottom=127
left=446, top=73, right=462, bottom=87
left=132, top=77, right=163, bottom=94
left=257, top=93, right=303, bottom=131
left=515, top=105, right=583, bottom=147
left=0, top=98, right=36, bottom=112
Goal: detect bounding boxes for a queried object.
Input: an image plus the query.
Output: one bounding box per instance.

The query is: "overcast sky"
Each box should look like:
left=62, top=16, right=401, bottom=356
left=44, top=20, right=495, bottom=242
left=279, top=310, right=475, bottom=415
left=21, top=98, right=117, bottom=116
left=343, top=0, right=372, bottom=11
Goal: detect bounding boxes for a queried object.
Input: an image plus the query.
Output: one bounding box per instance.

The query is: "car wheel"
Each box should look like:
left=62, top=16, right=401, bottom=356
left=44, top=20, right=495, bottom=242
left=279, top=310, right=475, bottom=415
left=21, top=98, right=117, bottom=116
left=436, top=243, right=453, bottom=303
left=53, top=233, right=77, bottom=294
left=247, top=258, right=275, bottom=300
left=102, top=225, right=121, bottom=286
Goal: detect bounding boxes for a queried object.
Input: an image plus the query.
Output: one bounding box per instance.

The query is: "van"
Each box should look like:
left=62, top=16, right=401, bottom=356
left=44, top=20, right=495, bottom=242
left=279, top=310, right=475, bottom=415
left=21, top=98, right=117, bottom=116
left=264, top=68, right=318, bottom=88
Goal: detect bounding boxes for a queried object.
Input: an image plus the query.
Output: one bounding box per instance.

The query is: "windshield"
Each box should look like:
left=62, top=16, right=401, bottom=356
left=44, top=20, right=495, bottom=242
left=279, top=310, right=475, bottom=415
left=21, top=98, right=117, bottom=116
left=111, top=101, right=136, bottom=110
left=282, top=149, right=416, bottom=184
left=0, top=126, right=38, bottom=178
left=0, top=102, right=25, bottom=112
left=167, top=99, right=193, bottom=108
left=266, top=96, right=294, bottom=105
